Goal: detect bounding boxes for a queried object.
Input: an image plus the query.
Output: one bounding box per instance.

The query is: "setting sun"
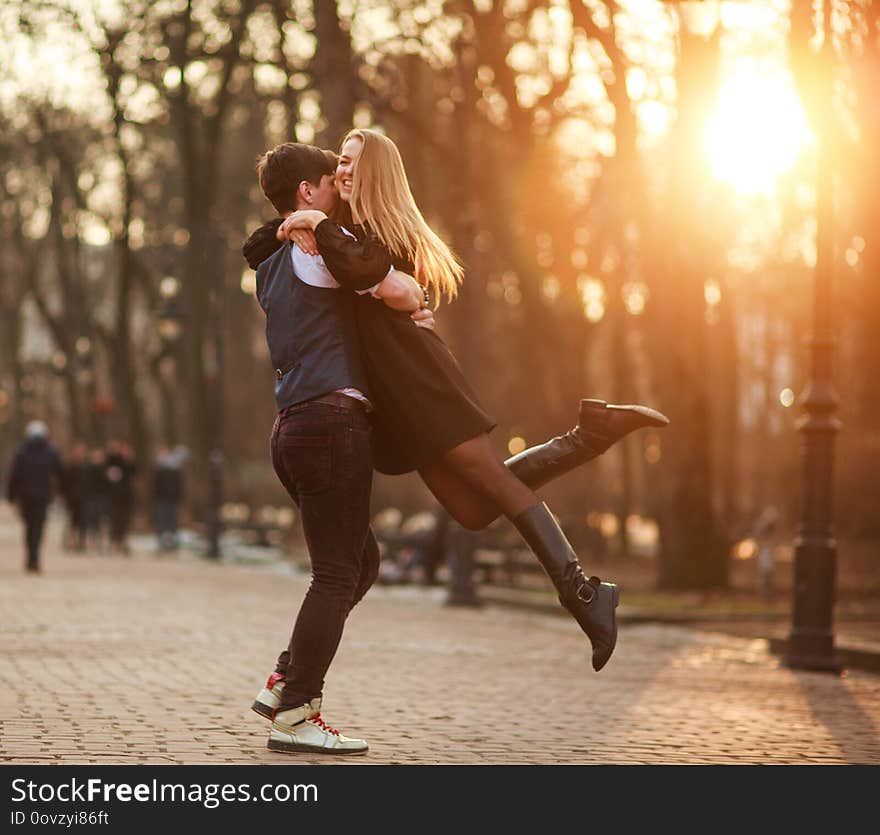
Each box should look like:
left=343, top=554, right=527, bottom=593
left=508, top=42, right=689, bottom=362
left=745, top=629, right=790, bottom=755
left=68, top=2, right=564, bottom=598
left=705, top=68, right=813, bottom=195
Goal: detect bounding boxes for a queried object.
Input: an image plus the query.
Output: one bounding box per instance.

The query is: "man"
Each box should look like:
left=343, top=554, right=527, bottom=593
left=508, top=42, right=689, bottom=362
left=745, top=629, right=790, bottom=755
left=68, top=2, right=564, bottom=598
left=152, top=446, right=185, bottom=552
left=61, top=441, right=88, bottom=552
left=242, top=143, right=432, bottom=755
left=104, top=438, right=137, bottom=556
left=104, top=439, right=136, bottom=556
left=82, top=446, right=108, bottom=553
left=6, top=421, right=65, bottom=574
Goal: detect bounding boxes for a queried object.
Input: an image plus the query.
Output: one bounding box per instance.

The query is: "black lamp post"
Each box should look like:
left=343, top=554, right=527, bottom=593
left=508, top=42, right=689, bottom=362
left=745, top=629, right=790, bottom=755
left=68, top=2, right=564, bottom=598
left=785, top=1, right=841, bottom=673
left=445, top=515, right=482, bottom=608
left=206, top=447, right=223, bottom=559
left=160, top=270, right=224, bottom=561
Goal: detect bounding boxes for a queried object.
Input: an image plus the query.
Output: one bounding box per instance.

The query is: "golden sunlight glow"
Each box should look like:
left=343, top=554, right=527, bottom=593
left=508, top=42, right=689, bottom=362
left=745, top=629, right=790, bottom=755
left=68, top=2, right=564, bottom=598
left=240, top=271, right=257, bottom=296
left=622, top=281, right=648, bottom=316
left=578, top=275, right=606, bottom=323
left=705, top=69, right=812, bottom=196
left=644, top=435, right=662, bottom=464
left=542, top=275, right=561, bottom=301
left=704, top=279, right=721, bottom=307
left=734, top=538, right=758, bottom=560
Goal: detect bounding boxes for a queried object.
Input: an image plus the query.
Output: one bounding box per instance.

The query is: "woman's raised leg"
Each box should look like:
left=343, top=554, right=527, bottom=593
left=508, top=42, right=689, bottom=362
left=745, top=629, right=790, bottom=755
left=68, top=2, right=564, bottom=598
left=418, top=462, right=504, bottom=531
left=440, top=434, right=619, bottom=671
left=507, top=399, right=669, bottom=490
left=420, top=399, right=670, bottom=532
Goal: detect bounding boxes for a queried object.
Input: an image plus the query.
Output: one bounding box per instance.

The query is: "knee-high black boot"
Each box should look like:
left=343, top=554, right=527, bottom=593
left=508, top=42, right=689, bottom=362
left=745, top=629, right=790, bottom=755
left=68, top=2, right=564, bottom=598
left=506, top=399, right=669, bottom=491
left=512, top=502, right=619, bottom=671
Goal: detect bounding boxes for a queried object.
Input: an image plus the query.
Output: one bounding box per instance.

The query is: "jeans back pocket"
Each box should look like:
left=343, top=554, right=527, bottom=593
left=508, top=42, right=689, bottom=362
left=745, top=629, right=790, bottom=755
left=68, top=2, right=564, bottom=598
left=277, top=434, right=333, bottom=495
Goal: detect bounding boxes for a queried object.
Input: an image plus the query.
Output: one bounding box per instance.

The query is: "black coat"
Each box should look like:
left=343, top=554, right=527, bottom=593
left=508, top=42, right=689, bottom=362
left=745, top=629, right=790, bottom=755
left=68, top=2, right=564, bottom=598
left=152, top=465, right=183, bottom=504
left=313, top=220, right=495, bottom=473
left=104, top=453, right=136, bottom=509
left=62, top=462, right=87, bottom=507
left=82, top=461, right=108, bottom=501
left=6, top=437, right=64, bottom=503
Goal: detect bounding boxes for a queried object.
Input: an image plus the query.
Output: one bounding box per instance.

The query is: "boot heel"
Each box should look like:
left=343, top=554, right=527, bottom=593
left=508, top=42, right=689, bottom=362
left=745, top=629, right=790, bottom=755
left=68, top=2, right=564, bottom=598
left=612, top=586, right=619, bottom=609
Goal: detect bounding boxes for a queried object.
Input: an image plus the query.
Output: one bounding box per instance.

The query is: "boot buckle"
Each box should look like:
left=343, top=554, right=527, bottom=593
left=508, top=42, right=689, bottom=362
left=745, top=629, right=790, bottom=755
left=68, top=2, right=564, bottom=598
left=576, top=581, right=595, bottom=604
left=576, top=576, right=602, bottom=604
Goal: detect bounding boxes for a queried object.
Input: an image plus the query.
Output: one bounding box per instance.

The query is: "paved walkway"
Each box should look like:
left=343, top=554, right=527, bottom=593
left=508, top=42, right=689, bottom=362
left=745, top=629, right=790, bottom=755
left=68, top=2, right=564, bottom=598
left=1, top=508, right=878, bottom=765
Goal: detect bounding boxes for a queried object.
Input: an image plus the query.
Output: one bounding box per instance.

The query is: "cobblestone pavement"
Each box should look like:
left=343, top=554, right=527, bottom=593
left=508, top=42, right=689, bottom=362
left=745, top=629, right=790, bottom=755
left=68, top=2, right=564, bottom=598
left=1, top=509, right=878, bottom=765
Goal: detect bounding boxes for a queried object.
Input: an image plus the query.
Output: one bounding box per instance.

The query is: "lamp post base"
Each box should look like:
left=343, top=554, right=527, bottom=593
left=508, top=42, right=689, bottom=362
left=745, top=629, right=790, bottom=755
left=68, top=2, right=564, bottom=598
left=206, top=448, right=224, bottom=560
left=785, top=536, right=840, bottom=673
left=784, top=633, right=842, bottom=674
left=444, top=528, right=482, bottom=608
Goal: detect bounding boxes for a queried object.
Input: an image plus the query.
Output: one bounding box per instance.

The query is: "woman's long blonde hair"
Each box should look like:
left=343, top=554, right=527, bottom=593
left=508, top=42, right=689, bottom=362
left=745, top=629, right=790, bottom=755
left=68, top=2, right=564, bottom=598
left=343, top=128, right=463, bottom=303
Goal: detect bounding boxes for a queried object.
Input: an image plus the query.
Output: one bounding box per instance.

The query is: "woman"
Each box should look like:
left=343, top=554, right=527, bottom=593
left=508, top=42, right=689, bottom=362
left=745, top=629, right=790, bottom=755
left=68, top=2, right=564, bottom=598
left=267, top=129, right=668, bottom=672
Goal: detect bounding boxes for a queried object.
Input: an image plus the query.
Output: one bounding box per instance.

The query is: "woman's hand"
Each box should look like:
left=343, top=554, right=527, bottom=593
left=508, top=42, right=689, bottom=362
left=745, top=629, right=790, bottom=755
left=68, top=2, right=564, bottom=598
left=373, top=269, right=426, bottom=312
left=287, top=228, right=319, bottom=255
left=277, top=210, right=326, bottom=255
left=410, top=307, right=435, bottom=330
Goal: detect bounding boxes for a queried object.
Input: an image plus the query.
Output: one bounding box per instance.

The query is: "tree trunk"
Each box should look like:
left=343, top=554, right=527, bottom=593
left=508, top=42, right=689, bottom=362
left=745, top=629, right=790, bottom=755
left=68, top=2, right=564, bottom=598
left=312, top=0, right=357, bottom=149
left=648, top=21, right=729, bottom=589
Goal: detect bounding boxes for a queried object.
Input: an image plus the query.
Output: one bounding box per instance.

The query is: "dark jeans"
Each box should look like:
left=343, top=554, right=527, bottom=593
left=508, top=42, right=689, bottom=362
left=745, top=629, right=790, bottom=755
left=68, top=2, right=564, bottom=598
left=155, top=499, right=180, bottom=550
left=84, top=498, right=104, bottom=533
left=108, top=500, right=132, bottom=543
left=270, top=398, right=377, bottom=711
left=20, top=498, right=49, bottom=571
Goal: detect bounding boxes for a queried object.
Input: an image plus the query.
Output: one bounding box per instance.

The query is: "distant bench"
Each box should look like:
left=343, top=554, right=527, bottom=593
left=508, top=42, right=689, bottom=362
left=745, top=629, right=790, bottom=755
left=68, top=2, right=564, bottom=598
left=372, top=508, right=607, bottom=591
left=219, top=503, right=296, bottom=547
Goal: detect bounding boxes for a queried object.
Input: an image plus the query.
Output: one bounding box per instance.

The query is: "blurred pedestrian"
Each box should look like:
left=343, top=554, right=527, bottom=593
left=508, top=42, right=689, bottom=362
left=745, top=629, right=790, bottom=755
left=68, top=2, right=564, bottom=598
left=83, top=447, right=108, bottom=552
left=754, top=506, right=779, bottom=600
left=5, top=421, right=65, bottom=574
left=62, top=441, right=88, bottom=552
left=105, top=439, right=136, bottom=556
left=153, top=446, right=184, bottom=552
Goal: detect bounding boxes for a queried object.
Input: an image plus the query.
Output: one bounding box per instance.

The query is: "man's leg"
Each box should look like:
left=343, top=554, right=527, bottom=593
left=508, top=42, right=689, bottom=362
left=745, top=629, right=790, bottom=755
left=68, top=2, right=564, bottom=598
left=266, top=402, right=373, bottom=754
left=272, top=529, right=380, bottom=677
left=23, top=500, right=47, bottom=573
left=272, top=405, right=373, bottom=711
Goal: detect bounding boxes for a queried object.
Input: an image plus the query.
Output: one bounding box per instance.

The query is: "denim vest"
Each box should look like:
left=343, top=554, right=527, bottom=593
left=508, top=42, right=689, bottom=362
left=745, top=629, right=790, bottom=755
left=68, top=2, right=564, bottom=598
left=255, top=243, right=371, bottom=411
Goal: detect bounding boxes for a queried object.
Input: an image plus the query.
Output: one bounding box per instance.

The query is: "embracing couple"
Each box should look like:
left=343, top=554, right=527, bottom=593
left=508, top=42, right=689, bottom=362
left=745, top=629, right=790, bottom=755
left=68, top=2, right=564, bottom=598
left=241, top=129, right=669, bottom=756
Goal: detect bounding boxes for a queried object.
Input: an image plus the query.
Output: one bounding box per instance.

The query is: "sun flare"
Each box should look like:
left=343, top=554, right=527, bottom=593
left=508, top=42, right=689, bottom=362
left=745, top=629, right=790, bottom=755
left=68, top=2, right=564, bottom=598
left=705, top=68, right=813, bottom=195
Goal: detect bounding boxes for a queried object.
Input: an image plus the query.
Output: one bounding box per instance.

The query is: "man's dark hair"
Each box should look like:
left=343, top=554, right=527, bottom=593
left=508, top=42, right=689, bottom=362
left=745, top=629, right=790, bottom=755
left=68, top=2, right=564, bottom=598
left=256, top=143, right=337, bottom=214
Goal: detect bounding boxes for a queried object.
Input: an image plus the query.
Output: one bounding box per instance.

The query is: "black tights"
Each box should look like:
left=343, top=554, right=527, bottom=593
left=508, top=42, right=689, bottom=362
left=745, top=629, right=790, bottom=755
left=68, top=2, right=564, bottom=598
left=420, top=434, right=541, bottom=531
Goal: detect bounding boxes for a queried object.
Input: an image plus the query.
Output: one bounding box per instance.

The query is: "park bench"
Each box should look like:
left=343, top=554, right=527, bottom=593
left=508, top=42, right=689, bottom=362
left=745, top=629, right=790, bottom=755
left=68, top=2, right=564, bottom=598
left=219, top=502, right=295, bottom=548
left=372, top=507, right=567, bottom=591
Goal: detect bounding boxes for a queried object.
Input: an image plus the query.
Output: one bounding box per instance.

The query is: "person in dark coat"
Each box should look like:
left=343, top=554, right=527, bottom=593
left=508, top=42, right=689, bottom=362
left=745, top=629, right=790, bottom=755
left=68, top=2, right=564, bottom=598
left=5, top=421, right=65, bottom=573
left=62, top=441, right=88, bottom=552
left=152, top=447, right=184, bottom=552
left=104, top=439, right=136, bottom=556
left=82, top=447, right=108, bottom=552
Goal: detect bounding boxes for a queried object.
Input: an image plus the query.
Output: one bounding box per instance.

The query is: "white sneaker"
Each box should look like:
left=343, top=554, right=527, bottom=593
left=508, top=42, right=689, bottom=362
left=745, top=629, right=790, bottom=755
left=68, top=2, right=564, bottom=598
left=251, top=672, right=285, bottom=719
left=267, top=699, right=368, bottom=755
